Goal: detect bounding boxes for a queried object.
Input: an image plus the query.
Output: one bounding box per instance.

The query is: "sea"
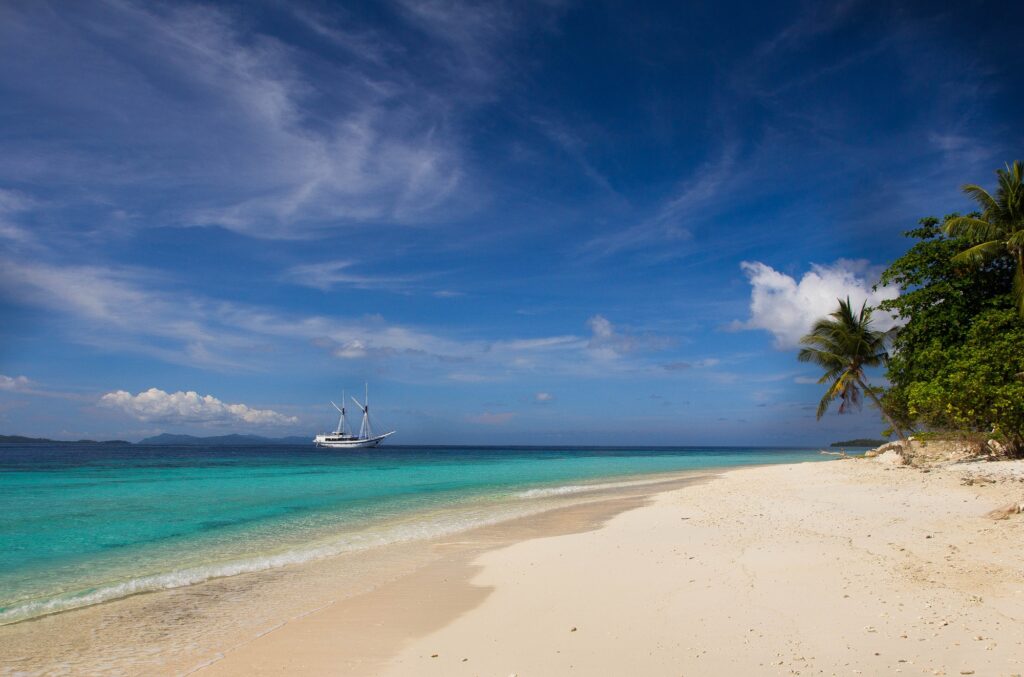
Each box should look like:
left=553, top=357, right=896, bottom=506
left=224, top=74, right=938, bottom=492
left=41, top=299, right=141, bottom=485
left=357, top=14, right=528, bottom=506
left=0, top=443, right=826, bottom=627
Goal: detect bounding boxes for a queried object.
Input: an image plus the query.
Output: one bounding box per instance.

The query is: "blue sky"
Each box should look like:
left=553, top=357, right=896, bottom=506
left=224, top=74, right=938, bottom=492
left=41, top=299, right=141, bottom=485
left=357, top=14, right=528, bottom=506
left=1, top=0, right=1021, bottom=445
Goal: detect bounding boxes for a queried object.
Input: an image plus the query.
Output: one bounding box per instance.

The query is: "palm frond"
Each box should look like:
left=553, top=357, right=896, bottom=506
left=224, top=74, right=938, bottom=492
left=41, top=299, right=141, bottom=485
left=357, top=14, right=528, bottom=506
left=816, top=377, right=843, bottom=419
left=797, top=347, right=843, bottom=368
left=948, top=162, right=1024, bottom=318
left=798, top=296, right=888, bottom=419
left=1008, top=229, right=1024, bottom=251
left=949, top=239, right=1007, bottom=267
left=960, top=184, right=999, bottom=215
left=942, top=215, right=1004, bottom=242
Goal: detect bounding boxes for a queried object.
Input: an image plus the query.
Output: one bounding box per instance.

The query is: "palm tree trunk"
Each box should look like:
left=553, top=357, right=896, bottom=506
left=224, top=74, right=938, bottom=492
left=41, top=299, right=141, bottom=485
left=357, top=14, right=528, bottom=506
left=857, top=377, right=909, bottom=447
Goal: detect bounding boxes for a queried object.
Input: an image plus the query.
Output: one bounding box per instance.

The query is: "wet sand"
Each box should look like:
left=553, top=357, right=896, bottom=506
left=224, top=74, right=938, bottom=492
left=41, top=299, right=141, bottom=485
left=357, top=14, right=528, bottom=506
left=5, top=459, right=1022, bottom=676
left=207, top=459, right=1024, bottom=677
left=0, top=473, right=709, bottom=675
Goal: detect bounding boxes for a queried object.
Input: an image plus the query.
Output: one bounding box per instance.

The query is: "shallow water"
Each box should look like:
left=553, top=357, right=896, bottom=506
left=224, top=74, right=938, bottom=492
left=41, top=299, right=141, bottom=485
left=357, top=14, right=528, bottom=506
left=0, top=444, right=823, bottom=625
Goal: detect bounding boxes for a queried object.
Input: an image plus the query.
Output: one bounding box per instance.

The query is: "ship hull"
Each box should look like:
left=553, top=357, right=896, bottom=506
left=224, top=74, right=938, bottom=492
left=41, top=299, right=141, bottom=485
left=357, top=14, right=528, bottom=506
left=313, top=432, right=394, bottom=448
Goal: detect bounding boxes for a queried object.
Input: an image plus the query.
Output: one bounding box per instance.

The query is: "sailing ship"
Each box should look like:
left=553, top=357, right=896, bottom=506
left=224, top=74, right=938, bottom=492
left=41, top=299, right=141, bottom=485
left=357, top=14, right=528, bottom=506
left=313, top=384, right=396, bottom=448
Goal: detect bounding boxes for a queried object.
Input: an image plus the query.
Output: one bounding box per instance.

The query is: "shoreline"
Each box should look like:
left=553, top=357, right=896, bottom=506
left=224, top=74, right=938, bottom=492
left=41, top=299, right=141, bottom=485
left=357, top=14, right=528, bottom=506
left=210, top=458, right=1024, bottom=676
left=4, top=457, right=1022, bottom=675
left=0, top=470, right=715, bottom=675
left=0, top=468, right=720, bottom=628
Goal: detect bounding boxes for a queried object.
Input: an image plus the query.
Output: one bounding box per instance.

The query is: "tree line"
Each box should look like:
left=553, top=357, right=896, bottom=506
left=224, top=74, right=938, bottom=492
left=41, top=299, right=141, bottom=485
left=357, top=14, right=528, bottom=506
left=799, top=161, right=1024, bottom=456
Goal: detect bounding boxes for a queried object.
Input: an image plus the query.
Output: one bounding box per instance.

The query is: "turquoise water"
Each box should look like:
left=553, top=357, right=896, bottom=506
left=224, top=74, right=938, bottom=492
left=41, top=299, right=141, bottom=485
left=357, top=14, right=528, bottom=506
left=0, top=444, right=824, bottom=624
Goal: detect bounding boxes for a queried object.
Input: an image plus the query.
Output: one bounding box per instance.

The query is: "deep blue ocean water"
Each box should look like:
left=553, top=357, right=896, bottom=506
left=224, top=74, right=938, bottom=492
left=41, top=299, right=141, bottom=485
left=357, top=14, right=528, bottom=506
left=0, top=443, right=825, bottom=624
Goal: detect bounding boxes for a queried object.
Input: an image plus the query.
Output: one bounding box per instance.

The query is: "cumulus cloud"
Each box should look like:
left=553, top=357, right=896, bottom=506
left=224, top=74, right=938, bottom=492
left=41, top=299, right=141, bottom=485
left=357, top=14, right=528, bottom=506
left=100, top=388, right=298, bottom=426
left=733, top=259, right=900, bottom=349
left=535, top=391, right=554, bottom=402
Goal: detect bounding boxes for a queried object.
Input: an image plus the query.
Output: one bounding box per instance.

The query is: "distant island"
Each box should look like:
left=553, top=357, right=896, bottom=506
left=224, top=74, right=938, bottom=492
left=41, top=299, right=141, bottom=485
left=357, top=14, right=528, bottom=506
left=0, top=434, right=131, bottom=445
left=830, top=439, right=887, bottom=448
left=0, top=433, right=309, bottom=446
left=138, top=433, right=310, bottom=446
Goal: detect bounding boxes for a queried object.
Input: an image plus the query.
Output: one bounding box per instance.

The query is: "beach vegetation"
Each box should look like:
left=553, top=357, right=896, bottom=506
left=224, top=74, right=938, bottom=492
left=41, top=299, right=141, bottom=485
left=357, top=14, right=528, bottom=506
left=902, top=307, right=1024, bottom=455
left=800, top=161, right=1024, bottom=457
left=830, top=438, right=887, bottom=447
left=942, top=161, right=1024, bottom=318
left=797, top=298, right=906, bottom=442
left=876, top=216, right=1014, bottom=432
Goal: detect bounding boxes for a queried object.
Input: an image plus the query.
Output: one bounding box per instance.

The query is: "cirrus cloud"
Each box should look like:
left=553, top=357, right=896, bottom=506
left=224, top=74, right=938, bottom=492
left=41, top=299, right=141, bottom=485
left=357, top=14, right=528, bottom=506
left=100, top=388, right=298, bottom=426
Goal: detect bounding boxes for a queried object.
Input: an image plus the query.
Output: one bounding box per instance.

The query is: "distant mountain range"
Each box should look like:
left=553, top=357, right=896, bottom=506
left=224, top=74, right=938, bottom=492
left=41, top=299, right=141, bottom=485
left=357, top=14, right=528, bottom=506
left=0, top=434, right=131, bottom=445
left=0, top=433, right=309, bottom=446
left=137, top=433, right=310, bottom=446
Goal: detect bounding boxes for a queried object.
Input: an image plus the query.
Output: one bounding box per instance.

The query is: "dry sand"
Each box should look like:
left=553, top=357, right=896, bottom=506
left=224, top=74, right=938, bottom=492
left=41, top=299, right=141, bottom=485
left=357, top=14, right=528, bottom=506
left=200, top=459, right=1024, bottom=677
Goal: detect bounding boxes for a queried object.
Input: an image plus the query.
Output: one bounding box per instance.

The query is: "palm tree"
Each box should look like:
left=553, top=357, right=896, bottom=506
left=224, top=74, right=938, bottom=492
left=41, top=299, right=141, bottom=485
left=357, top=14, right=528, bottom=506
left=943, top=160, right=1024, bottom=317
left=798, top=298, right=907, bottom=443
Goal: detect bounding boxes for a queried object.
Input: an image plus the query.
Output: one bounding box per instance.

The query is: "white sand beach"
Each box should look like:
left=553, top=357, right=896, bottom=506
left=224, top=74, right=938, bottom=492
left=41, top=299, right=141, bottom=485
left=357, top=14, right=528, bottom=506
left=196, top=457, right=1024, bottom=676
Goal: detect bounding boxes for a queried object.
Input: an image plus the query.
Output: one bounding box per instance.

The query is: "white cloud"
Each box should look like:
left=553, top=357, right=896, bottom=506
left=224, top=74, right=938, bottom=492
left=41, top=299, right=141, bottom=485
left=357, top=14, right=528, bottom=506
left=0, top=257, right=683, bottom=381
left=0, top=259, right=255, bottom=369
left=587, top=314, right=613, bottom=339
left=586, top=314, right=673, bottom=359
left=0, top=374, right=31, bottom=391
left=0, top=189, right=36, bottom=245
left=535, top=391, right=554, bottom=402
left=580, top=141, right=737, bottom=259
left=733, top=259, right=900, bottom=349
left=0, top=1, right=512, bottom=238
left=281, top=260, right=422, bottom=292
left=100, top=388, right=298, bottom=426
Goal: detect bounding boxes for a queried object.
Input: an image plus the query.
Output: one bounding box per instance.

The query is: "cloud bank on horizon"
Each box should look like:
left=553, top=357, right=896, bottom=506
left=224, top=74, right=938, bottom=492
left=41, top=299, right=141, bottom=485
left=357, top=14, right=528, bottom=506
left=0, top=0, right=1020, bottom=444
left=101, top=388, right=299, bottom=426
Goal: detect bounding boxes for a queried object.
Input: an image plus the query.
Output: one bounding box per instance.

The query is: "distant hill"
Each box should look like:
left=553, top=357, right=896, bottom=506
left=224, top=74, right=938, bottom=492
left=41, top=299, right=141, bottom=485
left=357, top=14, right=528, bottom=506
left=138, top=433, right=310, bottom=446
left=0, top=434, right=131, bottom=445
left=830, top=438, right=887, bottom=448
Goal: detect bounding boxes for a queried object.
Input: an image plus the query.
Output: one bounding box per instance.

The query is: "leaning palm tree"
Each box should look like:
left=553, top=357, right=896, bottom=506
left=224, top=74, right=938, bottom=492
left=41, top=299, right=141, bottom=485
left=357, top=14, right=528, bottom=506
left=943, top=160, right=1024, bottom=317
left=798, top=298, right=907, bottom=444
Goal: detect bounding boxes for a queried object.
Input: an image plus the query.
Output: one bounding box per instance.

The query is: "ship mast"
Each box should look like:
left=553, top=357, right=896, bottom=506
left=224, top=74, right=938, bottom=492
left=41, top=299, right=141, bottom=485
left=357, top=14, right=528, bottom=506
left=351, top=383, right=373, bottom=440
left=330, top=390, right=348, bottom=435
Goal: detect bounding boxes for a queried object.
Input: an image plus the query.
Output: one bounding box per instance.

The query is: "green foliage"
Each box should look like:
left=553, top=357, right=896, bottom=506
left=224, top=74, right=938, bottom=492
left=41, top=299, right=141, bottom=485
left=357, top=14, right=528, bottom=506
left=797, top=298, right=903, bottom=438
left=830, top=439, right=887, bottom=448
left=943, top=161, right=1024, bottom=317
left=903, top=308, right=1024, bottom=452
left=799, top=163, right=1024, bottom=453
left=877, top=217, right=1013, bottom=429
left=876, top=200, right=1023, bottom=454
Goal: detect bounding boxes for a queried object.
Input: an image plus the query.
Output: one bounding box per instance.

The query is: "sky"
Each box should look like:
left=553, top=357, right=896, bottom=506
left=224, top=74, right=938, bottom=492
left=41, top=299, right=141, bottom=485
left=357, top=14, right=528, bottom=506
left=1, top=0, right=1022, bottom=445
